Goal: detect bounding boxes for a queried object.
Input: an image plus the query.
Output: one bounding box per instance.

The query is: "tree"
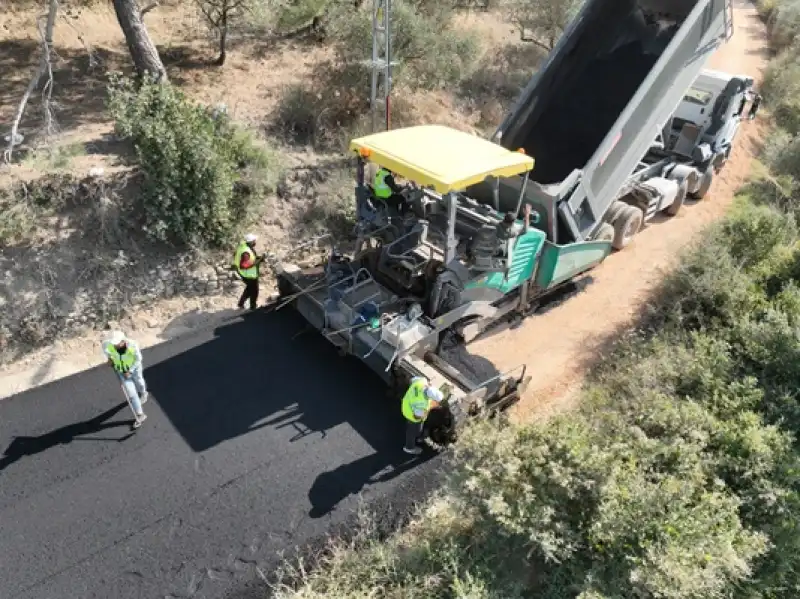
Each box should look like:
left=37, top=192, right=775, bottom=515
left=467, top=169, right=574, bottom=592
left=111, top=0, right=167, bottom=81
left=4, top=0, right=59, bottom=163
left=195, top=0, right=251, bottom=66
left=510, top=0, right=582, bottom=51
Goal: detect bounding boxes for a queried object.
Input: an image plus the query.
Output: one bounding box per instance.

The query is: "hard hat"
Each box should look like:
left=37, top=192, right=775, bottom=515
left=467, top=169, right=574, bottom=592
left=244, top=233, right=257, bottom=243
left=107, top=330, right=126, bottom=346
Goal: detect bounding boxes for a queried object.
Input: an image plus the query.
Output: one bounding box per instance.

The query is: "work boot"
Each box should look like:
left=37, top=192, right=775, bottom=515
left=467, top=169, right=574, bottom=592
left=133, top=413, right=147, bottom=429
left=403, top=446, right=422, bottom=455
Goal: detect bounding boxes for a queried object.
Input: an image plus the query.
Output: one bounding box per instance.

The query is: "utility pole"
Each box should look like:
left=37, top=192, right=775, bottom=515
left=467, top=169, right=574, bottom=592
left=369, top=0, right=393, bottom=132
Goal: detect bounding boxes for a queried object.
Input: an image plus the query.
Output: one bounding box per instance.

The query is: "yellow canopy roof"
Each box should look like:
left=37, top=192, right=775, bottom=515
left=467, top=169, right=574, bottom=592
left=349, top=125, right=534, bottom=194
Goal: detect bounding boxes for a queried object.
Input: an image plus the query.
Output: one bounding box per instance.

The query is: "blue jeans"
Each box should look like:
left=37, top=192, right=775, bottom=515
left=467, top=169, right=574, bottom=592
left=117, top=367, right=147, bottom=415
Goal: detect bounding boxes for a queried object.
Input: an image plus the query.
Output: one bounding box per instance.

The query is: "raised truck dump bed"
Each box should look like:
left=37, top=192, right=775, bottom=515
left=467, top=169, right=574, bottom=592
left=468, top=0, right=733, bottom=245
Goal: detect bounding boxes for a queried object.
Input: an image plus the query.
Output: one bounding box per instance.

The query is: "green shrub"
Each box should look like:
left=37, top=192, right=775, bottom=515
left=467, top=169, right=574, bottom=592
left=764, top=0, right=800, bottom=51
left=275, top=0, right=330, bottom=32
left=273, top=0, right=478, bottom=147
left=644, top=235, right=766, bottom=331
left=0, top=187, right=37, bottom=247
left=327, top=0, right=479, bottom=91
left=762, top=49, right=800, bottom=136
left=107, top=74, right=280, bottom=248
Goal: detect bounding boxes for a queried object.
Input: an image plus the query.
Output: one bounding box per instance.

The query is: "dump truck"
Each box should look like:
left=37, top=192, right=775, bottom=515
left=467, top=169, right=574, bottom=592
left=471, top=0, right=751, bottom=250
left=269, top=0, right=754, bottom=443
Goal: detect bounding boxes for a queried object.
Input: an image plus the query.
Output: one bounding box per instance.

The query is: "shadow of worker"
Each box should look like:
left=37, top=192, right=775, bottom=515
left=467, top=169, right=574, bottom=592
left=0, top=402, right=134, bottom=473
left=308, top=448, right=436, bottom=518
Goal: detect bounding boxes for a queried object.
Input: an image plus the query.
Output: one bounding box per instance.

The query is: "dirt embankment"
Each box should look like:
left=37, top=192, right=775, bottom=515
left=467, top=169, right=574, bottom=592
left=473, top=0, right=770, bottom=422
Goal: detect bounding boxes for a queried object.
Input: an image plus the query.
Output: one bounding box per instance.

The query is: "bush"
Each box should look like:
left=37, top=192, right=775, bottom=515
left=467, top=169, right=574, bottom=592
left=761, top=0, right=800, bottom=51
left=107, top=74, right=281, bottom=248
left=273, top=64, right=371, bottom=148
left=762, top=49, right=800, bottom=136
left=327, top=0, right=479, bottom=91
left=272, top=0, right=479, bottom=147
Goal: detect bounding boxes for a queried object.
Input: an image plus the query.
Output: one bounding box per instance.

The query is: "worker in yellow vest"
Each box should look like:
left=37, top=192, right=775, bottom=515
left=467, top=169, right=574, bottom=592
left=373, top=167, right=407, bottom=215
left=231, top=233, right=264, bottom=310
left=401, top=376, right=443, bottom=455
left=103, top=330, right=148, bottom=428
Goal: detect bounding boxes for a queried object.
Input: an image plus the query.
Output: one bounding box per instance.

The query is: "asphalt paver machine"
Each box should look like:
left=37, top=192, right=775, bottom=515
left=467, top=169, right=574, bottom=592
left=269, top=125, right=613, bottom=444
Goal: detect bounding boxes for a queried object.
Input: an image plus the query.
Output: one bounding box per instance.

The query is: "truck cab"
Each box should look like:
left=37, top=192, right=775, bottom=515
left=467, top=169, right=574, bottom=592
left=661, top=69, right=755, bottom=167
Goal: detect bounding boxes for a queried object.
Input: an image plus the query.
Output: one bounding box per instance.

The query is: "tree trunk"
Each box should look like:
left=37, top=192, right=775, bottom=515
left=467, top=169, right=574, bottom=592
left=216, top=14, right=227, bottom=66
left=111, top=0, right=167, bottom=81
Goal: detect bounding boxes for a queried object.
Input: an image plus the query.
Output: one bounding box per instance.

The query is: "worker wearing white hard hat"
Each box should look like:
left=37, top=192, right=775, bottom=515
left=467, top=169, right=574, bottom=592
left=231, top=233, right=265, bottom=310
left=102, top=330, right=148, bottom=428
left=401, top=376, right=443, bottom=455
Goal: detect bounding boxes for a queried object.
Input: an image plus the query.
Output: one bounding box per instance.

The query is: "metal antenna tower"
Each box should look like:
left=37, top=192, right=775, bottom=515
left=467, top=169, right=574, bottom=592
left=369, top=0, right=393, bottom=132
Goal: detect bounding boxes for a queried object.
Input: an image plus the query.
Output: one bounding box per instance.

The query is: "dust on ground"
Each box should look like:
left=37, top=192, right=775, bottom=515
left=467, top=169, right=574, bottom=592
left=471, top=0, right=771, bottom=423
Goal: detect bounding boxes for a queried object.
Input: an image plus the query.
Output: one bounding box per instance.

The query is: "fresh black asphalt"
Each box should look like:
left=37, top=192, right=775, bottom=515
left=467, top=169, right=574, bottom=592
left=0, top=308, right=471, bottom=599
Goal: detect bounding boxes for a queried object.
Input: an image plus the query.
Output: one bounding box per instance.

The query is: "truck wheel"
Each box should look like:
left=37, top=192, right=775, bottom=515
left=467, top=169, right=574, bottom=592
left=612, top=205, right=643, bottom=250
left=663, top=178, right=688, bottom=216
left=714, top=148, right=730, bottom=173
left=593, top=222, right=615, bottom=242
left=690, top=168, right=714, bottom=200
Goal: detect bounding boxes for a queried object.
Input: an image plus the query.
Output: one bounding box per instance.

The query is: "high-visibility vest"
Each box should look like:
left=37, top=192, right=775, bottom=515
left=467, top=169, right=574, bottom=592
left=373, top=169, right=392, bottom=199
left=105, top=343, right=137, bottom=374
left=401, top=378, right=431, bottom=423
left=232, top=241, right=258, bottom=279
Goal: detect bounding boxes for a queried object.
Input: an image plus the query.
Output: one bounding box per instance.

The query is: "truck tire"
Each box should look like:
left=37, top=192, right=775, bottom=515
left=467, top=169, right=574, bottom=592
left=593, top=222, right=615, bottom=242
left=663, top=178, right=688, bottom=216
left=690, top=168, right=714, bottom=200
left=612, top=205, right=643, bottom=250
left=714, top=148, right=730, bottom=173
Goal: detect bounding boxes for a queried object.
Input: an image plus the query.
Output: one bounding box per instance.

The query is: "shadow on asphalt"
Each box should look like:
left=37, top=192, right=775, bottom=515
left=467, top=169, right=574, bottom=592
left=145, top=307, right=398, bottom=453
left=307, top=447, right=437, bottom=518
left=145, top=306, right=499, bottom=518
left=0, top=402, right=135, bottom=472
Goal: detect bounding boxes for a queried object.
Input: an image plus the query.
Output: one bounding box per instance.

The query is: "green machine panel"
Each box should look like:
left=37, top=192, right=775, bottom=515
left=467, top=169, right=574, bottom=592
left=535, top=240, right=612, bottom=290
left=465, top=229, right=546, bottom=293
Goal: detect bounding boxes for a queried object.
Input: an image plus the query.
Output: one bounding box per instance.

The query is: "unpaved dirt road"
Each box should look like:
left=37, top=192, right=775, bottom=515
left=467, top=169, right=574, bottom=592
left=473, top=0, right=770, bottom=421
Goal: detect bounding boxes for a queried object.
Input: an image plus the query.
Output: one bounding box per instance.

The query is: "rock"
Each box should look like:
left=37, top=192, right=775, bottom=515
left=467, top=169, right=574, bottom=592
left=164, top=283, right=175, bottom=298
